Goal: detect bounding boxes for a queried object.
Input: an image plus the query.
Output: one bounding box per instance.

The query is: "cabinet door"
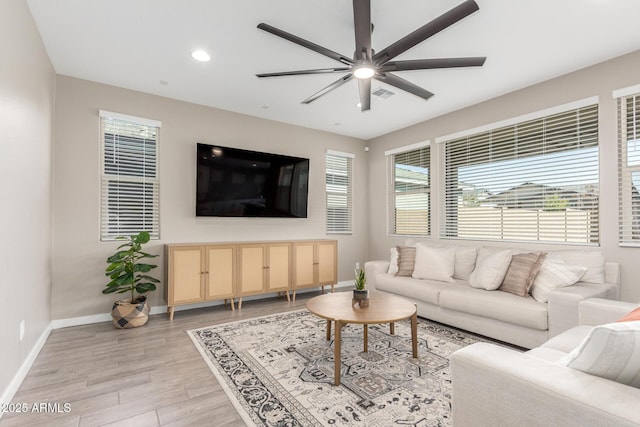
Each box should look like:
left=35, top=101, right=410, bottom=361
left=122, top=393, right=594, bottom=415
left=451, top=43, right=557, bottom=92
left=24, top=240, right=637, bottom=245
left=205, top=245, right=235, bottom=300
left=293, top=242, right=316, bottom=288
left=266, top=243, right=290, bottom=292
left=169, top=246, right=204, bottom=305
left=238, top=244, right=266, bottom=295
left=317, top=240, right=337, bottom=285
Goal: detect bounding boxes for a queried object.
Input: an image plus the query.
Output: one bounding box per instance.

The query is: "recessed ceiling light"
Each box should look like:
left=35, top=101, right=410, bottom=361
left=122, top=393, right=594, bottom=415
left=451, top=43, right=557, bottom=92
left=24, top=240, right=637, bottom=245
left=191, top=50, right=211, bottom=62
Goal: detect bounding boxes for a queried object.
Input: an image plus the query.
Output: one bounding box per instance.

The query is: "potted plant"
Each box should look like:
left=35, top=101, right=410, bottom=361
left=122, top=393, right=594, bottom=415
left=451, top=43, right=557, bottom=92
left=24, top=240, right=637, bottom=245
left=353, top=265, right=369, bottom=308
left=103, top=231, right=159, bottom=328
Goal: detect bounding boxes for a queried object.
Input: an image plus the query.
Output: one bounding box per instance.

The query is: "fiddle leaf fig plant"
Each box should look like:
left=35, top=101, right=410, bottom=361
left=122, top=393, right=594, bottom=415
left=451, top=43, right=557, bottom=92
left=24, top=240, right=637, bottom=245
left=103, top=231, right=159, bottom=304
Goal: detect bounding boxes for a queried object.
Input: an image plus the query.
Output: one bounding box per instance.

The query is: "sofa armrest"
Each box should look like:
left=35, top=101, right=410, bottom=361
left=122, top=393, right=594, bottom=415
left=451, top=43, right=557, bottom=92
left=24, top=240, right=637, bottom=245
left=547, top=282, right=616, bottom=338
left=579, top=298, right=637, bottom=326
left=451, top=343, right=640, bottom=427
left=364, top=260, right=390, bottom=291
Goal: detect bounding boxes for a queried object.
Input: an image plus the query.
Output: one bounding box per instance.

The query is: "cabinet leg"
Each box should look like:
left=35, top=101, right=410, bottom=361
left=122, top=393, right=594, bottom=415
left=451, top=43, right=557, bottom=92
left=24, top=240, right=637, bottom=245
left=168, top=306, right=175, bottom=321
left=230, top=298, right=235, bottom=311
left=321, top=286, right=325, bottom=294
left=292, top=290, right=296, bottom=302
left=238, top=297, right=242, bottom=310
left=331, top=284, right=335, bottom=293
left=286, top=290, right=290, bottom=302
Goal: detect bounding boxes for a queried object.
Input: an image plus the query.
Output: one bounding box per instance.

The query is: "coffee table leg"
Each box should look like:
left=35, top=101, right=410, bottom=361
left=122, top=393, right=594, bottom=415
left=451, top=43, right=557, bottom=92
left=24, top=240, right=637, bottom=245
left=326, top=320, right=331, bottom=341
left=411, top=312, right=418, bottom=358
left=363, top=325, right=368, bottom=352
left=390, top=322, right=395, bottom=335
left=334, top=319, right=342, bottom=386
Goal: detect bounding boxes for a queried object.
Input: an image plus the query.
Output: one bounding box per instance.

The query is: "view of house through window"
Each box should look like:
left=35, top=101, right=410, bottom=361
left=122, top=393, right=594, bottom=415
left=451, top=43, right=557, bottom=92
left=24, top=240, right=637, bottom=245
left=100, top=111, right=160, bottom=241
left=325, top=151, right=353, bottom=234
left=389, top=145, right=430, bottom=236
left=618, top=93, right=640, bottom=246
left=441, top=103, right=599, bottom=244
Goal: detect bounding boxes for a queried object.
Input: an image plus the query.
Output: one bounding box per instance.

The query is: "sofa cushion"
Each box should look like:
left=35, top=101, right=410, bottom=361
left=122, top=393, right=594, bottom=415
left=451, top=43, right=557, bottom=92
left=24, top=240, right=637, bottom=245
left=559, top=321, right=640, bottom=388
left=530, top=254, right=587, bottom=303
left=412, top=243, right=455, bottom=282
left=395, top=246, right=416, bottom=277
left=376, top=274, right=456, bottom=305
left=469, top=248, right=512, bottom=290
left=499, top=252, right=545, bottom=297
left=439, top=286, right=548, bottom=330
left=540, top=325, right=593, bottom=353
left=551, top=250, right=605, bottom=284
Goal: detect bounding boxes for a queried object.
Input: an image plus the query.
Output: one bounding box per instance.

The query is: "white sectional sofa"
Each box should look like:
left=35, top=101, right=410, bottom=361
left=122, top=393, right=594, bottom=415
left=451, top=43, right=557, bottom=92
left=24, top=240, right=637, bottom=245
left=365, top=242, right=620, bottom=348
left=450, top=298, right=640, bottom=427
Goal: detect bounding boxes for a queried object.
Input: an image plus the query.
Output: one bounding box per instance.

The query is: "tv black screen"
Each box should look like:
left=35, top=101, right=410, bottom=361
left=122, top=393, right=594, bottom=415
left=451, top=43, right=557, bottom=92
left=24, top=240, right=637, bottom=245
left=196, top=143, right=309, bottom=218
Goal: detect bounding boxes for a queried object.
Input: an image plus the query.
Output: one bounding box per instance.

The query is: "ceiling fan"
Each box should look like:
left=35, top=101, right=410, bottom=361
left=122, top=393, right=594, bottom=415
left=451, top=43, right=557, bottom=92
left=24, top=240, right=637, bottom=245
left=256, top=0, right=486, bottom=111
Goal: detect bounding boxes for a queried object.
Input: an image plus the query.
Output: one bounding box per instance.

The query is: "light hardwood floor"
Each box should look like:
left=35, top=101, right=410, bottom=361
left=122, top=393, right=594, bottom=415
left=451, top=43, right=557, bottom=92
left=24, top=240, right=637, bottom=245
left=1, top=292, right=323, bottom=427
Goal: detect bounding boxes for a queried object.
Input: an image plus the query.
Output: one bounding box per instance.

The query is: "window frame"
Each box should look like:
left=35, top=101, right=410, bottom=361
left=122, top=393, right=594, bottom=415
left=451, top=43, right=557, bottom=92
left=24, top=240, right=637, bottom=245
left=387, top=142, right=431, bottom=237
left=99, top=110, right=161, bottom=241
left=439, top=100, right=599, bottom=245
left=325, top=149, right=354, bottom=235
left=617, top=90, right=640, bottom=247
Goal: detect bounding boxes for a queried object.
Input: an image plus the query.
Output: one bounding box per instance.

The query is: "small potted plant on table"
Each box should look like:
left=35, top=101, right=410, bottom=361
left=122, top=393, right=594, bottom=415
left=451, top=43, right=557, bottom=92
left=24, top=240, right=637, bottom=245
left=353, top=264, right=369, bottom=308
left=103, top=231, right=159, bottom=328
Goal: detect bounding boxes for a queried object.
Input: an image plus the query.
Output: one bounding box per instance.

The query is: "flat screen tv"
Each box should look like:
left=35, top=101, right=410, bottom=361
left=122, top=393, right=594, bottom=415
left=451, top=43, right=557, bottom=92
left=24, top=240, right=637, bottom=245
left=196, top=143, right=309, bottom=218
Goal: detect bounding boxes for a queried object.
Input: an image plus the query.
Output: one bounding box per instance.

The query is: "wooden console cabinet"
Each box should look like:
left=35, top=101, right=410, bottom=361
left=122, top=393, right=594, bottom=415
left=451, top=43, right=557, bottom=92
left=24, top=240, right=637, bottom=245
left=165, top=240, right=337, bottom=318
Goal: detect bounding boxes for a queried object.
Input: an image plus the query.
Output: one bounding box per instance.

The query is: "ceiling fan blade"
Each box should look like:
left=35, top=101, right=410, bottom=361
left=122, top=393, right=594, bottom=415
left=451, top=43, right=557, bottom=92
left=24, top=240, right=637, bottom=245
left=375, top=73, right=434, bottom=100
left=358, top=78, right=371, bottom=111
left=353, top=0, right=372, bottom=61
left=373, top=0, right=479, bottom=65
left=256, top=67, right=351, bottom=78
left=302, top=74, right=354, bottom=104
left=381, top=57, right=486, bottom=72
left=258, top=23, right=353, bottom=66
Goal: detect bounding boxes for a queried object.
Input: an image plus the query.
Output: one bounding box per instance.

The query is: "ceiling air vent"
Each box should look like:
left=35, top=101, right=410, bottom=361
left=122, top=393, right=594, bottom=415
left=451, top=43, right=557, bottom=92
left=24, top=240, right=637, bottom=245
left=372, top=87, right=395, bottom=100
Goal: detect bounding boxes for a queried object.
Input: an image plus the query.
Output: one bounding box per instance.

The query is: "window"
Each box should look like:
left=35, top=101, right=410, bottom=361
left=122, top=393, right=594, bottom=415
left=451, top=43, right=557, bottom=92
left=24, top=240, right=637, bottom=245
left=326, top=150, right=353, bottom=234
left=441, top=102, right=599, bottom=244
left=618, top=92, right=640, bottom=246
left=100, top=111, right=160, bottom=241
left=388, top=143, right=431, bottom=236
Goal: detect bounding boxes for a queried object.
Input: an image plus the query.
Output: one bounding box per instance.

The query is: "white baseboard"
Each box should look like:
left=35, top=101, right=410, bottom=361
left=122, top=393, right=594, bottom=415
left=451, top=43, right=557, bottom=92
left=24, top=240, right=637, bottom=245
left=0, top=322, right=53, bottom=419
left=51, top=281, right=353, bottom=330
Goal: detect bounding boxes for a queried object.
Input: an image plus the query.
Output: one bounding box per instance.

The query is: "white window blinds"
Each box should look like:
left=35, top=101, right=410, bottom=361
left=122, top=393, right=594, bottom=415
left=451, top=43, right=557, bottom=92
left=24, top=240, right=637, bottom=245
left=100, top=111, right=160, bottom=241
left=441, top=104, right=599, bottom=244
left=389, top=145, right=431, bottom=236
left=618, top=93, right=640, bottom=246
left=326, top=151, right=353, bottom=234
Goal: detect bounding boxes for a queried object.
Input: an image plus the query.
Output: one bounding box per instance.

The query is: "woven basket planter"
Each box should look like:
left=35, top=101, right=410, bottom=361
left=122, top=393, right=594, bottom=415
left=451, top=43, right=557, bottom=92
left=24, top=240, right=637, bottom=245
left=111, top=296, right=150, bottom=329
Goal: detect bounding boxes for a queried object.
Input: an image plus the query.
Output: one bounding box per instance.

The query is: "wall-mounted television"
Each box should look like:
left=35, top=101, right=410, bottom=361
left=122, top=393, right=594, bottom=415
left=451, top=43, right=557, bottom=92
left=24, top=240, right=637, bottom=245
left=196, top=143, right=309, bottom=218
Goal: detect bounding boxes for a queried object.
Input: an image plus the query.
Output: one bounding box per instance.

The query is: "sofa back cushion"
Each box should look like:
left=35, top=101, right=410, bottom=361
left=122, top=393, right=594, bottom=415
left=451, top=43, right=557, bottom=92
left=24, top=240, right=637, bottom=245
left=559, top=321, right=640, bottom=388
left=469, top=248, right=512, bottom=290
left=453, top=246, right=478, bottom=281
left=550, top=250, right=605, bottom=284
left=412, top=243, right=456, bottom=282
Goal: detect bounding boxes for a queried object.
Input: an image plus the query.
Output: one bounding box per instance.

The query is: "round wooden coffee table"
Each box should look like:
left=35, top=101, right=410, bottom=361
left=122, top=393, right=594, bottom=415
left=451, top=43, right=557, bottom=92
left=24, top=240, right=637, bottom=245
left=306, top=291, right=418, bottom=386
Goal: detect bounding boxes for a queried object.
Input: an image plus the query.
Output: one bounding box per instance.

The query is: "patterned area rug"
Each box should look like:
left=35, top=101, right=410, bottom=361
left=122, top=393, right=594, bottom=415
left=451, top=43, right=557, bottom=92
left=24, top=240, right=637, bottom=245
left=188, top=309, right=493, bottom=426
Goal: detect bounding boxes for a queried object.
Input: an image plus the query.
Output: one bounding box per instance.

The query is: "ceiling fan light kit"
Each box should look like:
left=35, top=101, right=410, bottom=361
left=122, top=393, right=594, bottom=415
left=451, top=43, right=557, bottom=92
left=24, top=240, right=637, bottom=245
left=256, top=0, right=486, bottom=112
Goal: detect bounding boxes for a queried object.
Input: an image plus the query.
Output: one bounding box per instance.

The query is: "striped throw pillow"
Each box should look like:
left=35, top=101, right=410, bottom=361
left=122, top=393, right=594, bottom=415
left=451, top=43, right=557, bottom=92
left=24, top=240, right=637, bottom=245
left=559, top=321, right=640, bottom=388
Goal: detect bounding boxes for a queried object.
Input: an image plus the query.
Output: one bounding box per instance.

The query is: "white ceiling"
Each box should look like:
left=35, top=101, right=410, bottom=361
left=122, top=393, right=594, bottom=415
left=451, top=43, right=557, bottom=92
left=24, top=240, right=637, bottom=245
left=27, top=0, right=640, bottom=140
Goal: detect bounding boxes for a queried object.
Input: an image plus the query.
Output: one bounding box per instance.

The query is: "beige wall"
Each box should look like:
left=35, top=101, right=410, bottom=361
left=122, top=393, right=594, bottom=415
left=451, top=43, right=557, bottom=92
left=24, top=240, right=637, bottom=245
left=0, top=0, right=55, bottom=400
left=52, top=76, right=369, bottom=319
left=367, top=50, right=640, bottom=303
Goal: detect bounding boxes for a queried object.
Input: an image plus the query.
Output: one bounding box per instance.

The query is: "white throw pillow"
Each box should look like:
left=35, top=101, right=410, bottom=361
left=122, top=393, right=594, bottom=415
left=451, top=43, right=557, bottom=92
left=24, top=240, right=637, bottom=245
left=412, top=243, right=455, bottom=283
left=387, top=247, right=399, bottom=275
left=530, top=254, right=587, bottom=303
left=559, top=321, right=640, bottom=388
left=453, top=246, right=478, bottom=281
left=551, top=250, right=605, bottom=284
left=468, top=248, right=512, bottom=290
